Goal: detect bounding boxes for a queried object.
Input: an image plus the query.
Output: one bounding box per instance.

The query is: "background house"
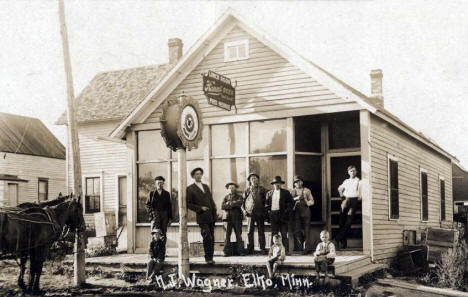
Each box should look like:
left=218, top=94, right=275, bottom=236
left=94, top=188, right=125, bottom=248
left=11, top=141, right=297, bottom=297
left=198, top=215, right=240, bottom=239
left=0, top=112, right=66, bottom=206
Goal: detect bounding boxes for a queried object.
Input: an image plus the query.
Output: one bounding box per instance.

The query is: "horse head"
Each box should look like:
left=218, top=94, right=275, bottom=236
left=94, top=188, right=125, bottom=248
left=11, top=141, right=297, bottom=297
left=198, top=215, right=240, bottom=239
left=60, top=197, right=86, bottom=233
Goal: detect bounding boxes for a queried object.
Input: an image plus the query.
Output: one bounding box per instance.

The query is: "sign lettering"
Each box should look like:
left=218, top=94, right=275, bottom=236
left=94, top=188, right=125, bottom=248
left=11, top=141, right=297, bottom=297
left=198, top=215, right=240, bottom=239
left=202, top=70, right=236, bottom=111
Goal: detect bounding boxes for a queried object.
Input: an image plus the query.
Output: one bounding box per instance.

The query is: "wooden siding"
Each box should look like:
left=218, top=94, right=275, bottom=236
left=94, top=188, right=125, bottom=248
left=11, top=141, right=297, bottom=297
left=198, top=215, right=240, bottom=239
left=369, top=115, right=453, bottom=261
left=67, top=121, right=130, bottom=227
left=144, top=25, right=354, bottom=124
left=0, top=152, right=65, bottom=205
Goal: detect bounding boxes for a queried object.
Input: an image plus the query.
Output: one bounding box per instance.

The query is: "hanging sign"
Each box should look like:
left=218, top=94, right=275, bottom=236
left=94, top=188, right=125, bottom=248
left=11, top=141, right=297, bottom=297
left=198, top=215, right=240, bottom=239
left=202, top=70, right=236, bottom=111
left=160, top=95, right=203, bottom=151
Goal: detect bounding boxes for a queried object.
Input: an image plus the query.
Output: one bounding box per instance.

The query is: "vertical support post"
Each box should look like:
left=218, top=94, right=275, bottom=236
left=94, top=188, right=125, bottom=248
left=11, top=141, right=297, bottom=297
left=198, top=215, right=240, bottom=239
left=321, top=122, right=329, bottom=230
left=126, top=131, right=137, bottom=253
left=58, top=0, right=86, bottom=285
left=286, top=117, right=295, bottom=253
left=360, top=110, right=374, bottom=260
left=178, top=148, right=189, bottom=279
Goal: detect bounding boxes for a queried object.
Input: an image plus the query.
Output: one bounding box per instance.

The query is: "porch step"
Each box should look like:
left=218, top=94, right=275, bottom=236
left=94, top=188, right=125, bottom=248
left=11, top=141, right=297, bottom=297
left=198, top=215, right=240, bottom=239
left=341, top=263, right=386, bottom=288
left=335, top=255, right=371, bottom=274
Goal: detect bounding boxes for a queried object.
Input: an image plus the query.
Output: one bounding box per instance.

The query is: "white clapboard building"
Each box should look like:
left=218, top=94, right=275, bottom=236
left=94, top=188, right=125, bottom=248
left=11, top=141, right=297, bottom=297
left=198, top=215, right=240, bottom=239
left=56, top=9, right=457, bottom=262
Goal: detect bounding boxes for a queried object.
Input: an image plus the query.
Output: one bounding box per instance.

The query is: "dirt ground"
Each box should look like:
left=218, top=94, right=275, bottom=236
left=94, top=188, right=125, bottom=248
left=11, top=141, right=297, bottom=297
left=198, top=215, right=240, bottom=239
left=0, top=260, right=454, bottom=297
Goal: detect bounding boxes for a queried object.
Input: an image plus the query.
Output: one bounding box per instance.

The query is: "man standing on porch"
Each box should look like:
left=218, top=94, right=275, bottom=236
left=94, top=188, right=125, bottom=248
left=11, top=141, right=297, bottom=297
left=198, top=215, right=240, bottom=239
left=186, top=167, right=217, bottom=264
left=243, top=173, right=268, bottom=254
left=335, top=165, right=361, bottom=250
left=291, top=175, right=314, bottom=254
left=146, top=176, right=172, bottom=260
left=266, top=176, right=294, bottom=253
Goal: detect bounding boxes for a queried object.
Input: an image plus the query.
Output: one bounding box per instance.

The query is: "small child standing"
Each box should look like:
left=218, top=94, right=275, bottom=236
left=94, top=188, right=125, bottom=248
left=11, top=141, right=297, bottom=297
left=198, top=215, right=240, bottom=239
left=146, top=229, right=165, bottom=283
left=266, top=234, right=286, bottom=278
left=314, top=230, right=336, bottom=278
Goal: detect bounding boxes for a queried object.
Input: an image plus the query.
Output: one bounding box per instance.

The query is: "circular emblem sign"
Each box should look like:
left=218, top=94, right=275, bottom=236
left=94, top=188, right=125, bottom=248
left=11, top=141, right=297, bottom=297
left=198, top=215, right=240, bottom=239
left=180, top=105, right=199, bottom=141
left=176, top=95, right=203, bottom=151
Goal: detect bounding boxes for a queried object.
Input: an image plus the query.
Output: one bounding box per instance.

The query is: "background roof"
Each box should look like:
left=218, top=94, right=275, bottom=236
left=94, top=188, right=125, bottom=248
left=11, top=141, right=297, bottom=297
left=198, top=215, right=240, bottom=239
left=0, top=112, right=65, bottom=159
left=55, top=64, right=172, bottom=125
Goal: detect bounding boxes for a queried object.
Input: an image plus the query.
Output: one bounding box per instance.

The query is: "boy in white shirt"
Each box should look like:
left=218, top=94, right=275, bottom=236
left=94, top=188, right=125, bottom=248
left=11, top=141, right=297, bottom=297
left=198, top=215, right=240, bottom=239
left=314, top=230, right=336, bottom=278
left=266, top=234, right=286, bottom=278
left=335, top=165, right=361, bottom=249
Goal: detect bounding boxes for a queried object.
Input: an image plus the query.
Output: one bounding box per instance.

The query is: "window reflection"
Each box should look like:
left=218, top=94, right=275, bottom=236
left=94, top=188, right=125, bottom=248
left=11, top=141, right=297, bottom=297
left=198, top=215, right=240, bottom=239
left=211, top=123, right=247, bottom=156
left=212, top=158, right=246, bottom=211
left=249, top=120, right=287, bottom=153
left=249, top=156, right=287, bottom=190
left=137, top=162, right=168, bottom=222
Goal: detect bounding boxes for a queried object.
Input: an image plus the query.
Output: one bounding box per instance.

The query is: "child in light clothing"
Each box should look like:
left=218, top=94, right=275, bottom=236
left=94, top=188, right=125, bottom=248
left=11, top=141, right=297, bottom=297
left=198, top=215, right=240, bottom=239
left=314, top=230, right=336, bottom=278
left=266, top=234, right=286, bottom=278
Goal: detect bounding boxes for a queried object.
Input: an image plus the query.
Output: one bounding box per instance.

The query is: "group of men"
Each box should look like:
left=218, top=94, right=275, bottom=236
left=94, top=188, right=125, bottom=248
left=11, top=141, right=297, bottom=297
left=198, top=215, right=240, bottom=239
left=146, top=165, right=361, bottom=264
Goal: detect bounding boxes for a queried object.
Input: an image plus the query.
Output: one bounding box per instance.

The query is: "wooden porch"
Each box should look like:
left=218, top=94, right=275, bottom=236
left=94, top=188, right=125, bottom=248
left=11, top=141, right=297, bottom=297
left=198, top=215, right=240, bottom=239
left=77, top=251, right=385, bottom=288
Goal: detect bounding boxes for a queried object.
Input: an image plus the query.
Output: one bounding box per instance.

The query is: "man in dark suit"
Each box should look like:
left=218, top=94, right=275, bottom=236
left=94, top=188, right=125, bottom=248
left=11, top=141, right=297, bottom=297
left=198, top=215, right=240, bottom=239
left=266, top=176, right=293, bottom=253
left=186, top=167, right=217, bottom=264
left=243, top=173, right=268, bottom=254
left=145, top=176, right=172, bottom=260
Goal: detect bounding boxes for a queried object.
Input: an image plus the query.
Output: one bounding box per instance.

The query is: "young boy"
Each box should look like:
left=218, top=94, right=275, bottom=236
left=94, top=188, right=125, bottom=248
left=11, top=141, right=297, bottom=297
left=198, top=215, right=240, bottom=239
left=146, top=229, right=165, bottom=283
left=266, top=234, right=286, bottom=278
left=314, top=230, right=336, bottom=278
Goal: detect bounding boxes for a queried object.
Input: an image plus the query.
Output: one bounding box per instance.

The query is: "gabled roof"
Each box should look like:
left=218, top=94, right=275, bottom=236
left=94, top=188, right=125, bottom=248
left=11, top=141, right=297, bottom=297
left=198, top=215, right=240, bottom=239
left=0, top=112, right=65, bottom=159
left=55, top=64, right=172, bottom=125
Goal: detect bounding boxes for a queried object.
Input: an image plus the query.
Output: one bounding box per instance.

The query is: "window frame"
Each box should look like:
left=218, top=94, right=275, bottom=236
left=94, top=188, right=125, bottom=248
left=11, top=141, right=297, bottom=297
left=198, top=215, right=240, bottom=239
left=38, top=178, right=49, bottom=202
left=83, top=173, right=103, bottom=214
left=439, top=176, right=446, bottom=222
left=419, top=167, right=429, bottom=222
left=387, top=154, right=399, bottom=221
left=224, top=39, right=249, bottom=62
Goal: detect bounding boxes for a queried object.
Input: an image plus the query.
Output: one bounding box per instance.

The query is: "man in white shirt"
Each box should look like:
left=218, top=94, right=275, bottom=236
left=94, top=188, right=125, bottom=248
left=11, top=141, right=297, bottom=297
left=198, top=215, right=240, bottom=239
left=266, top=176, right=294, bottom=253
left=335, top=165, right=361, bottom=249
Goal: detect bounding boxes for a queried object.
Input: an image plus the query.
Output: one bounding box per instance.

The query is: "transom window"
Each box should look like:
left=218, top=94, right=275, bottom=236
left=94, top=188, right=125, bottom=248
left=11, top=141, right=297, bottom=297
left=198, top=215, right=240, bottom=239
left=224, top=39, right=249, bottom=62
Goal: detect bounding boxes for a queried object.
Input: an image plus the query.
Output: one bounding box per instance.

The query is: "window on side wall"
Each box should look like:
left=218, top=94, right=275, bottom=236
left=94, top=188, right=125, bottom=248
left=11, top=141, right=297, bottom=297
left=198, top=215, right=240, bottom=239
left=38, top=178, right=48, bottom=202
left=420, top=169, right=428, bottom=221
left=85, top=177, right=101, bottom=213
left=388, top=155, right=399, bottom=220
left=224, top=39, right=249, bottom=62
left=440, top=177, right=446, bottom=221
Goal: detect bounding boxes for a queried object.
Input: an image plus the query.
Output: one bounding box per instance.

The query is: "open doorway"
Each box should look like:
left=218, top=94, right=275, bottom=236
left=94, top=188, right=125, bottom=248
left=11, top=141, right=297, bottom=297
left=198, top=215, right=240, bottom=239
left=329, top=155, right=362, bottom=249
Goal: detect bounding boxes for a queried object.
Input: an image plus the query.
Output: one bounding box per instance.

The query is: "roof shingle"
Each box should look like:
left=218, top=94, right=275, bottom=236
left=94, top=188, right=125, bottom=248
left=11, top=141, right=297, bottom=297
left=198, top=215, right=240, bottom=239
left=55, top=64, right=172, bottom=125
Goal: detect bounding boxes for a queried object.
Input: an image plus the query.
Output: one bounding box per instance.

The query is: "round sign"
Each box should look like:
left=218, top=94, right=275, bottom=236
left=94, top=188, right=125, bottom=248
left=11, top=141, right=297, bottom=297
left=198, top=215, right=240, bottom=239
left=180, top=105, right=199, bottom=141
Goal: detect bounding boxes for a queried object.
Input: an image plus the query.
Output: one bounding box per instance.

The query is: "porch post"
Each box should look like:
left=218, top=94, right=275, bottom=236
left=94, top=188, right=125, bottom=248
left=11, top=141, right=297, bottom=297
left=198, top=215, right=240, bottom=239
left=177, top=148, right=189, bottom=278
left=360, top=110, right=374, bottom=260
left=126, top=131, right=137, bottom=253
left=286, top=117, right=295, bottom=253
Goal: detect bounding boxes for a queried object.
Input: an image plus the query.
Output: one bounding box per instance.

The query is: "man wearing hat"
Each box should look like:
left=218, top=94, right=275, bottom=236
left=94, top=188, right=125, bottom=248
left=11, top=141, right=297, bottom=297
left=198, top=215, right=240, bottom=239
left=186, top=167, right=217, bottom=264
left=146, top=176, right=172, bottom=260
left=221, top=182, right=244, bottom=256
left=243, top=173, right=268, bottom=254
left=291, top=175, right=314, bottom=254
left=146, top=228, right=165, bottom=283
left=266, top=176, right=294, bottom=252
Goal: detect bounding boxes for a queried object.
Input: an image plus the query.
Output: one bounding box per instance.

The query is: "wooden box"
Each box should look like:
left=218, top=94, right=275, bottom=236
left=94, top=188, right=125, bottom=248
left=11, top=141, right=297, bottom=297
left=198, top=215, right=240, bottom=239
left=94, top=212, right=116, bottom=237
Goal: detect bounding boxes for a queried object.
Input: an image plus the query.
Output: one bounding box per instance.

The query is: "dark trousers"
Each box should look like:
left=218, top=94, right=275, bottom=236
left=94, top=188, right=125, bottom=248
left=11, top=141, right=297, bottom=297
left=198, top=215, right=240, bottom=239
left=270, top=211, right=288, bottom=251
left=199, top=222, right=215, bottom=261
left=315, top=258, right=335, bottom=274
left=150, top=211, right=169, bottom=260
left=247, top=214, right=266, bottom=251
left=225, top=219, right=243, bottom=252
left=146, top=258, right=164, bottom=279
left=335, top=197, right=359, bottom=247
left=294, top=213, right=311, bottom=252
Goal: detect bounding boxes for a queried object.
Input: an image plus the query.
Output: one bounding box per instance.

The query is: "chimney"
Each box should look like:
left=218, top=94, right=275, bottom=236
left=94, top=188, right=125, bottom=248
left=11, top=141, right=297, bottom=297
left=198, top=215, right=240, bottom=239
left=370, top=69, right=383, bottom=107
left=168, top=38, right=183, bottom=65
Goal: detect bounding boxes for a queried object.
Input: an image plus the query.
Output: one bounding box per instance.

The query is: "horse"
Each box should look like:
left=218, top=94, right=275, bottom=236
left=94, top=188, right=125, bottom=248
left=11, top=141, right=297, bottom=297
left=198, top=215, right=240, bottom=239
left=0, top=195, right=85, bottom=295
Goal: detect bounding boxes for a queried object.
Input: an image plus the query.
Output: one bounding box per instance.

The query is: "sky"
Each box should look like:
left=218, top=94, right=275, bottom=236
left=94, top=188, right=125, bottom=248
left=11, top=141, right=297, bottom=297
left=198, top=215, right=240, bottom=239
left=1, top=0, right=468, bottom=167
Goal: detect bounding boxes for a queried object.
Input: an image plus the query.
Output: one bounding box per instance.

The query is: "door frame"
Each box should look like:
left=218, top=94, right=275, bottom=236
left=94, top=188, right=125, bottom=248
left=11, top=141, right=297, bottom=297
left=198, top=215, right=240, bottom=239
left=115, top=173, right=128, bottom=227
left=326, top=151, right=361, bottom=235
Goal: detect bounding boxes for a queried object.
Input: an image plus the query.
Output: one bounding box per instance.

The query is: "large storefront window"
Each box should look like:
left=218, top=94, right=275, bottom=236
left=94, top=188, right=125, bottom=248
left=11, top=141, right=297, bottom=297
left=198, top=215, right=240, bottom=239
left=250, top=120, right=287, bottom=153
left=249, top=156, right=287, bottom=188
left=295, top=117, right=321, bottom=152
left=211, top=123, right=247, bottom=156
left=212, top=158, right=246, bottom=210
left=137, top=162, right=168, bottom=222
left=138, top=130, right=170, bottom=160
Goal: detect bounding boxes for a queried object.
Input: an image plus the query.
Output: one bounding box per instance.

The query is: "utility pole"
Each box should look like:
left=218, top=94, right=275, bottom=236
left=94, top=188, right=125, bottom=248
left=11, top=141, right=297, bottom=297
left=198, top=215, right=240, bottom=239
left=177, top=148, right=189, bottom=279
left=58, top=0, right=86, bottom=285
